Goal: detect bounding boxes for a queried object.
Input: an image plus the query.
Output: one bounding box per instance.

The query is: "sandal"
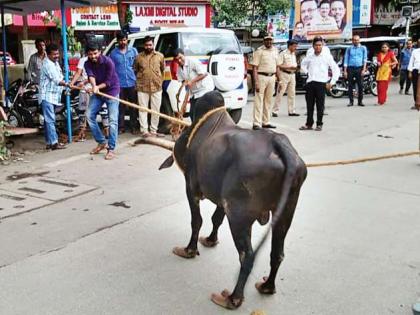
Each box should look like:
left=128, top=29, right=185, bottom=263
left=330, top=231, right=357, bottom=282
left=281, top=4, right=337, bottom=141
left=90, top=143, right=107, bottom=155
left=299, top=125, right=313, bottom=130
left=105, top=150, right=115, bottom=160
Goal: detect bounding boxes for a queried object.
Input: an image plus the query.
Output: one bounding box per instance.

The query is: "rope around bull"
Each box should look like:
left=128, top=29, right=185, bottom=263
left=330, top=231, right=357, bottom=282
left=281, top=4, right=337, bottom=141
left=69, top=87, right=420, bottom=167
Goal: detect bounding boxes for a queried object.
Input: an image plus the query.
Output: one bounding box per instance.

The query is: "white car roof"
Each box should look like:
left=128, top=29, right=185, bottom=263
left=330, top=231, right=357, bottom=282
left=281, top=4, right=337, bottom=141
left=360, top=36, right=405, bottom=43
left=126, top=27, right=235, bottom=39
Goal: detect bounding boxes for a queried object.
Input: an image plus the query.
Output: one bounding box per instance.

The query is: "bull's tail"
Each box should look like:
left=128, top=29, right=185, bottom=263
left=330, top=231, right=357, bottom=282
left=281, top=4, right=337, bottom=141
left=253, top=135, right=307, bottom=257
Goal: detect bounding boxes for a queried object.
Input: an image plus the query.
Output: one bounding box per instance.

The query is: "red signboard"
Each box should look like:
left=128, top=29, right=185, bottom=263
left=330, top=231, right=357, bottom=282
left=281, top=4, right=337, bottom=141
left=13, top=10, right=72, bottom=27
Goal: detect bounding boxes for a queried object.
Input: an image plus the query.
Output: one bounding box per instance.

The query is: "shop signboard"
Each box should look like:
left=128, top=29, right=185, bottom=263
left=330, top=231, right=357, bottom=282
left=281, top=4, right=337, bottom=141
left=293, top=0, right=352, bottom=41
left=71, top=5, right=120, bottom=31
left=129, top=3, right=209, bottom=30
left=373, top=3, right=401, bottom=25
left=353, top=0, right=371, bottom=26
left=13, top=11, right=62, bottom=26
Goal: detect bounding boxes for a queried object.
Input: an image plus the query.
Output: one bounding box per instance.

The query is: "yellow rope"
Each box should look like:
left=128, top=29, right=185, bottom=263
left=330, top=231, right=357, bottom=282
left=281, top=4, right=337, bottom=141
left=186, top=107, right=226, bottom=148
left=305, top=150, right=420, bottom=168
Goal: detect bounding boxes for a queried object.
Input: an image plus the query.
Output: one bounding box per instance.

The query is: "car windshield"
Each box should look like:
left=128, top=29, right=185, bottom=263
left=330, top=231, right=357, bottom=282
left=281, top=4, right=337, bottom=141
left=180, top=33, right=240, bottom=56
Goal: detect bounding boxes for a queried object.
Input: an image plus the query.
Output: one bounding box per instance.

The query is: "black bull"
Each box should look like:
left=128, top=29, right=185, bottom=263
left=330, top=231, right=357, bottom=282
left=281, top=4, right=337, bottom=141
left=159, top=91, right=307, bottom=309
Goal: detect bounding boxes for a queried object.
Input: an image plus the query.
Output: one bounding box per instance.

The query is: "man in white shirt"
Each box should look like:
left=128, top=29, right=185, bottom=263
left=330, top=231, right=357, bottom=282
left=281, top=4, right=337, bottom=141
left=299, top=36, right=340, bottom=131
left=408, top=47, right=420, bottom=109
left=27, top=38, right=46, bottom=85
left=174, top=48, right=214, bottom=121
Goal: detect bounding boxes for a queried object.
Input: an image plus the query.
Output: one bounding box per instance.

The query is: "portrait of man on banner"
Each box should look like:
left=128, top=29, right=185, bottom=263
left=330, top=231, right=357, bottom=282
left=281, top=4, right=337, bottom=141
left=293, top=0, right=352, bottom=40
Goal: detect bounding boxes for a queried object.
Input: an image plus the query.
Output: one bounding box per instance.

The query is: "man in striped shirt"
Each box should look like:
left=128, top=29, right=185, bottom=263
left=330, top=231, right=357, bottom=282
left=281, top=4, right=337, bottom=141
left=39, top=43, right=68, bottom=150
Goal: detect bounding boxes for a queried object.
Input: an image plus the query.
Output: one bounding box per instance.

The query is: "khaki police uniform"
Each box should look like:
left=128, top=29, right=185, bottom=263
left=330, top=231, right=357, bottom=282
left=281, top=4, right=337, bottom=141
left=273, top=49, right=297, bottom=115
left=252, top=45, right=278, bottom=127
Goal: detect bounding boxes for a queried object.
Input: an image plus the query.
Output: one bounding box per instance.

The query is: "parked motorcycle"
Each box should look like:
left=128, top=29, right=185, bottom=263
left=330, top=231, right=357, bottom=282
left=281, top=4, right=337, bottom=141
left=330, top=61, right=378, bottom=98
left=3, top=79, right=80, bottom=132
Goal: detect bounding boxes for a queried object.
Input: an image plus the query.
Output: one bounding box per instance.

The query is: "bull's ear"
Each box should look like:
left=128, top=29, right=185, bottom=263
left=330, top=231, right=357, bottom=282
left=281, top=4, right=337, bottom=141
left=159, top=155, right=175, bottom=170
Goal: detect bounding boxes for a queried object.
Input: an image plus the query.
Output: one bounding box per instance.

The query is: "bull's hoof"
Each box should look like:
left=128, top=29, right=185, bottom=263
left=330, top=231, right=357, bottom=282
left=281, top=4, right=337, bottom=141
left=172, top=246, right=199, bottom=259
left=199, top=236, right=219, bottom=248
left=211, top=289, right=243, bottom=309
left=255, top=277, right=276, bottom=295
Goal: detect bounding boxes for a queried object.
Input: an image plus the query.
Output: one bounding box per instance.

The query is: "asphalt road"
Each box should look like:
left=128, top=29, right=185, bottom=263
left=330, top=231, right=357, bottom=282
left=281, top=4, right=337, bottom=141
left=0, top=82, right=419, bottom=315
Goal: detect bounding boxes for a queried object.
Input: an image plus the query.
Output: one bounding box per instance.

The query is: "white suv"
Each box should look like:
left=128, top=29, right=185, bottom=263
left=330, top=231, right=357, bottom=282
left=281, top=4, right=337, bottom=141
left=104, top=27, right=248, bottom=132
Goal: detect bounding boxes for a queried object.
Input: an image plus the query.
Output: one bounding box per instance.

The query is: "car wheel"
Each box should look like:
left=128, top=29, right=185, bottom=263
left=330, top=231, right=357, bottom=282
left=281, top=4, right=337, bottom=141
left=228, top=108, right=242, bottom=124
left=158, top=93, right=174, bottom=134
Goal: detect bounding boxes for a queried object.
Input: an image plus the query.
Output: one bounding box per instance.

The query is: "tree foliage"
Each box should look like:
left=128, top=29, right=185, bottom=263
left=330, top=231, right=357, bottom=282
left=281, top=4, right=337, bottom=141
left=211, top=0, right=290, bottom=32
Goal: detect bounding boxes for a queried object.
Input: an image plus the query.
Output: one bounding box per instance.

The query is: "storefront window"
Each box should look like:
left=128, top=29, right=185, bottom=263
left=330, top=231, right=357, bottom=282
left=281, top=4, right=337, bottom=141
left=156, top=33, right=179, bottom=57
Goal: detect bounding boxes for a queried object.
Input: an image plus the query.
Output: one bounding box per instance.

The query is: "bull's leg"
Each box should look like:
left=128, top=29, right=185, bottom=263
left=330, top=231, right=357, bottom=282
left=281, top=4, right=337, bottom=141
left=211, top=218, right=253, bottom=309
left=199, top=206, right=225, bottom=248
left=173, top=186, right=202, bottom=259
left=256, top=189, right=301, bottom=294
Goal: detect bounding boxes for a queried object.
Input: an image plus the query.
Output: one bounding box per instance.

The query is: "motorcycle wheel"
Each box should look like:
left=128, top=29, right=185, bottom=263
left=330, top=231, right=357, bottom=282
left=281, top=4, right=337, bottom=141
left=8, top=110, right=24, bottom=128
left=330, top=85, right=345, bottom=98
left=370, top=81, right=378, bottom=96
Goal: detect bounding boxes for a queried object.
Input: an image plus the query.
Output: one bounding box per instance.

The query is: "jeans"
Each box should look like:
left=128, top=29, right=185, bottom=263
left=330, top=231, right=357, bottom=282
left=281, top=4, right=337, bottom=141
left=87, top=95, right=119, bottom=150
left=41, top=100, right=58, bottom=145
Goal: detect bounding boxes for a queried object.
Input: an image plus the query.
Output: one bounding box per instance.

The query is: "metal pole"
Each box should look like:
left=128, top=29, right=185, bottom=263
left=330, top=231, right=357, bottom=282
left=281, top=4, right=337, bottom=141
left=61, top=0, right=72, bottom=142
left=1, top=6, right=8, bottom=107
left=405, top=16, right=411, bottom=41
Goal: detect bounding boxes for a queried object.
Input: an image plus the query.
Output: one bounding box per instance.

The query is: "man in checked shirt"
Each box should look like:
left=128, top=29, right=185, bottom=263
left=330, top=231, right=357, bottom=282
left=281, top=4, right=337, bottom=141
left=39, top=43, right=68, bottom=150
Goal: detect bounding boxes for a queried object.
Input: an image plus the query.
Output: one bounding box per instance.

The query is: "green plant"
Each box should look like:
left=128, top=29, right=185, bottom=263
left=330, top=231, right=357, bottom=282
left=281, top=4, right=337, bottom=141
left=211, top=0, right=290, bottom=39
left=0, top=120, right=11, bottom=161
left=43, top=11, right=82, bottom=54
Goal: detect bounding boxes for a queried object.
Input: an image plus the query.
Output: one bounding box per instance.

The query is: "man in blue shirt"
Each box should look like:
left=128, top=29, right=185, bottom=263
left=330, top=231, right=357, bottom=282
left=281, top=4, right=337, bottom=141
left=110, top=32, right=139, bottom=134
left=399, top=39, right=413, bottom=95
left=343, top=34, right=368, bottom=107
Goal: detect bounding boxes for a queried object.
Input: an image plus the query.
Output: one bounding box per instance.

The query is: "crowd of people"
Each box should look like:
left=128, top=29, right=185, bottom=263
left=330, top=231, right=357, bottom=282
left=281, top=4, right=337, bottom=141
left=26, top=31, right=420, bottom=160
left=251, top=34, right=420, bottom=133
left=27, top=32, right=213, bottom=160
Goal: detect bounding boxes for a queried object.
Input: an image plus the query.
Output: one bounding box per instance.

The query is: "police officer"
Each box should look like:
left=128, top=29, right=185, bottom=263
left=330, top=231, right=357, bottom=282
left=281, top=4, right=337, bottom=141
left=252, top=34, right=278, bottom=130
left=272, top=39, right=299, bottom=117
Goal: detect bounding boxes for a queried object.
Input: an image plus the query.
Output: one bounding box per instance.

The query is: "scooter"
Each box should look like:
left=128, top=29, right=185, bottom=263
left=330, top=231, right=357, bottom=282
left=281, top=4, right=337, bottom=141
left=3, top=79, right=80, bottom=132
left=330, top=61, right=378, bottom=98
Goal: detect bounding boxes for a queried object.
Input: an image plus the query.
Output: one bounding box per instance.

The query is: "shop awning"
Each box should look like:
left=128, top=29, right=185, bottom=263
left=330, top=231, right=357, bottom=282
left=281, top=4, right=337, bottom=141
left=0, top=0, right=112, bottom=14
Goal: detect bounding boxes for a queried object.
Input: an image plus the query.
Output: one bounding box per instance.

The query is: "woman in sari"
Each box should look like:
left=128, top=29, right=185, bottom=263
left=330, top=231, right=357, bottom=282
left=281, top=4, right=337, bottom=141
left=376, top=42, right=398, bottom=105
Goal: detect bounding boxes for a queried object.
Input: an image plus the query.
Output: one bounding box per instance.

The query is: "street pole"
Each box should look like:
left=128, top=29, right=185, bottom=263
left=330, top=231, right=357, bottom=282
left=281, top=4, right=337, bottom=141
left=60, top=0, right=72, bottom=142
left=405, top=16, right=410, bottom=41
left=1, top=5, right=9, bottom=107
